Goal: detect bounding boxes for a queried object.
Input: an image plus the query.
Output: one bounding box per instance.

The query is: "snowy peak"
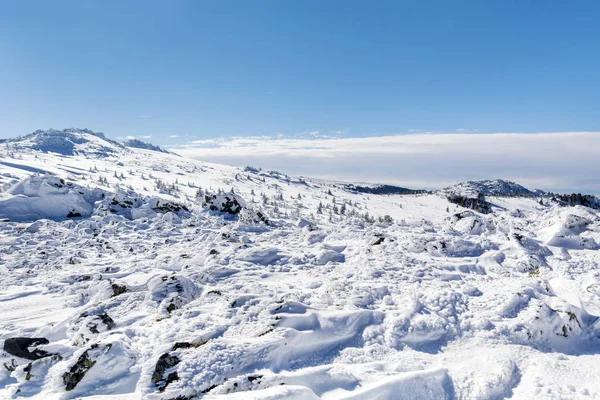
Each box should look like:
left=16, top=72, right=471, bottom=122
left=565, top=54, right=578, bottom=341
left=0, top=128, right=127, bottom=158
left=441, top=179, right=541, bottom=198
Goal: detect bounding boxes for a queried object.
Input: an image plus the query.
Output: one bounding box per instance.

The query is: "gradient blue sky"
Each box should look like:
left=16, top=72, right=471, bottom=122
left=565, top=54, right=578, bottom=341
left=1, top=1, right=599, bottom=144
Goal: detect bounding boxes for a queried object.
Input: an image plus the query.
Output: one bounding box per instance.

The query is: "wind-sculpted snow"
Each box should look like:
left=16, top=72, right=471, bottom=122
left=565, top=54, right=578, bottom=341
left=1, top=137, right=600, bottom=398
left=0, top=175, right=190, bottom=222
left=0, top=175, right=106, bottom=221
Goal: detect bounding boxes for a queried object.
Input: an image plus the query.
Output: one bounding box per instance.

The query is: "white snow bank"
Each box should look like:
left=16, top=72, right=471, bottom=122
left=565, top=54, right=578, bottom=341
left=540, top=210, right=599, bottom=250
left=0, top=176, right=191, bottom=222
left=333, top=368, right=452, bottom=400
left=0, top=175, right=106, bottom=221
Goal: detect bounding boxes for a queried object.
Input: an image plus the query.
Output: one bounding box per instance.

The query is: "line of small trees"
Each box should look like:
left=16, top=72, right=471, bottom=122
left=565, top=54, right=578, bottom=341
left=446, top=193, right=492, bottom=214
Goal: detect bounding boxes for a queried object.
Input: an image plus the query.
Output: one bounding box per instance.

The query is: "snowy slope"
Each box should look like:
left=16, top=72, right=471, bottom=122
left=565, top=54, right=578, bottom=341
left=1, top=131, right=600, bottom=399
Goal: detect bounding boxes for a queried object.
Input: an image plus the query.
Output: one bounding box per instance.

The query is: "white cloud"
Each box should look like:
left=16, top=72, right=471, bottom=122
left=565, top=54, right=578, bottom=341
left=172, top=132, right=600, bottom=193
left=169, top=135, right=180, bottom=139
left=126, top=135, right=136, bottom=140
left=140, top=135, right=152, bottom=139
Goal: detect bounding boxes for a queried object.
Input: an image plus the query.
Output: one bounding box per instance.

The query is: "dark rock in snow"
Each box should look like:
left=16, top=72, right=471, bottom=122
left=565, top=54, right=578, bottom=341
left=152, top=353, right=180, bottom=391
left=172, top=340, right=207, bottom=351
left=111, top=282, right=127, bottom=297
left=3, top=338, right=52, bottom=360
left=63, top=343, right=111, bottom=391
left=203, top=193, right=245, bottom=215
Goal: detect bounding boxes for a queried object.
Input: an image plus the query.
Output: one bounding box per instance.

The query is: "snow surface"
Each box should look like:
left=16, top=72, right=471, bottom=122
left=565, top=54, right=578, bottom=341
left=1, top=132, right=600, bottom=399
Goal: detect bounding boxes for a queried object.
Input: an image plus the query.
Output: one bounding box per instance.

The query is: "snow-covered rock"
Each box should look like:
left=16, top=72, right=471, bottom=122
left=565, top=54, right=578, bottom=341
left=96, top=188, right=190, bottom=220
left=0, top=176, right=190, bottom=222
left=0, top=175, right=105, bottom=221
left=146, top=274, right=202, bottom=316
left=203, top=193, right=246, bottom=214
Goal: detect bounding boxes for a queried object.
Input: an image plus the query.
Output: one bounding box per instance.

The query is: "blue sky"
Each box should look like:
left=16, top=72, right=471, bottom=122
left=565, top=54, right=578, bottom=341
left=1, top=1, right=599, bottom=144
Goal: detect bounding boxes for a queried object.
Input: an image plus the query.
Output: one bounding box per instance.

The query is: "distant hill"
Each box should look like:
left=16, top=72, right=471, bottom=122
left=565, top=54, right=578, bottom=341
left=123, top=139, right=170, bottom=154
left=0, top=128, right=127, bottom=158
left=440, top=179, right=544, bottom=198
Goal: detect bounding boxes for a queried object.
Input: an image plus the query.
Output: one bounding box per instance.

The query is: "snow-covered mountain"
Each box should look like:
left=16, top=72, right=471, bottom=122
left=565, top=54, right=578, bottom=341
left=441, top=179, right=543, bottom=198
left=0, top=128, right=127, bottom=158
left=1, top=130, right=600, bottom=399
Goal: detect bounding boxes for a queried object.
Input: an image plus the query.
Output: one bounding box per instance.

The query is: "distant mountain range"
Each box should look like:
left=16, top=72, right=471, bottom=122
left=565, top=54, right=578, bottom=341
left=0, top=128, right=591, bottom=200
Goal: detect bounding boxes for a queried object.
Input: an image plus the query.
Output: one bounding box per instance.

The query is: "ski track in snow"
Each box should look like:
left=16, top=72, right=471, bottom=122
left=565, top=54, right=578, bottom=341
left=1, top=132, right=600, bottom=399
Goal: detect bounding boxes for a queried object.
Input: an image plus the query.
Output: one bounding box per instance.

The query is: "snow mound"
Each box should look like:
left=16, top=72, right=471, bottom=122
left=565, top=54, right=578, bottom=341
left=0, top=176, right=190, bottom=222
left=147, top=274, right=202, bottom=316
left=0, top=175, right=106, bottom=221
left=448, top=211, right=486, bottom=235
left=540, top=210, right=599, bottom=250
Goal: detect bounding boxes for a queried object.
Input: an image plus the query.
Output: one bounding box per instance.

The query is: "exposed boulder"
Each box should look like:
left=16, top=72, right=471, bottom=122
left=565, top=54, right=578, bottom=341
left=3, top=337, right=52, bottom=360
left=111, top=282, right=127, bottom=297
left=63, top=343, right=111, bottom=391
left=152, top=353, right=180, bottom=391
left=203, top=193, right=245, bottom=215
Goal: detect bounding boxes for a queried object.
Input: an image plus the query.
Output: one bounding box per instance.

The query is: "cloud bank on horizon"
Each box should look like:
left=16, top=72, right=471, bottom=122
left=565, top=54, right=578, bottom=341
left=172, top=132, right=600, bottom=193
